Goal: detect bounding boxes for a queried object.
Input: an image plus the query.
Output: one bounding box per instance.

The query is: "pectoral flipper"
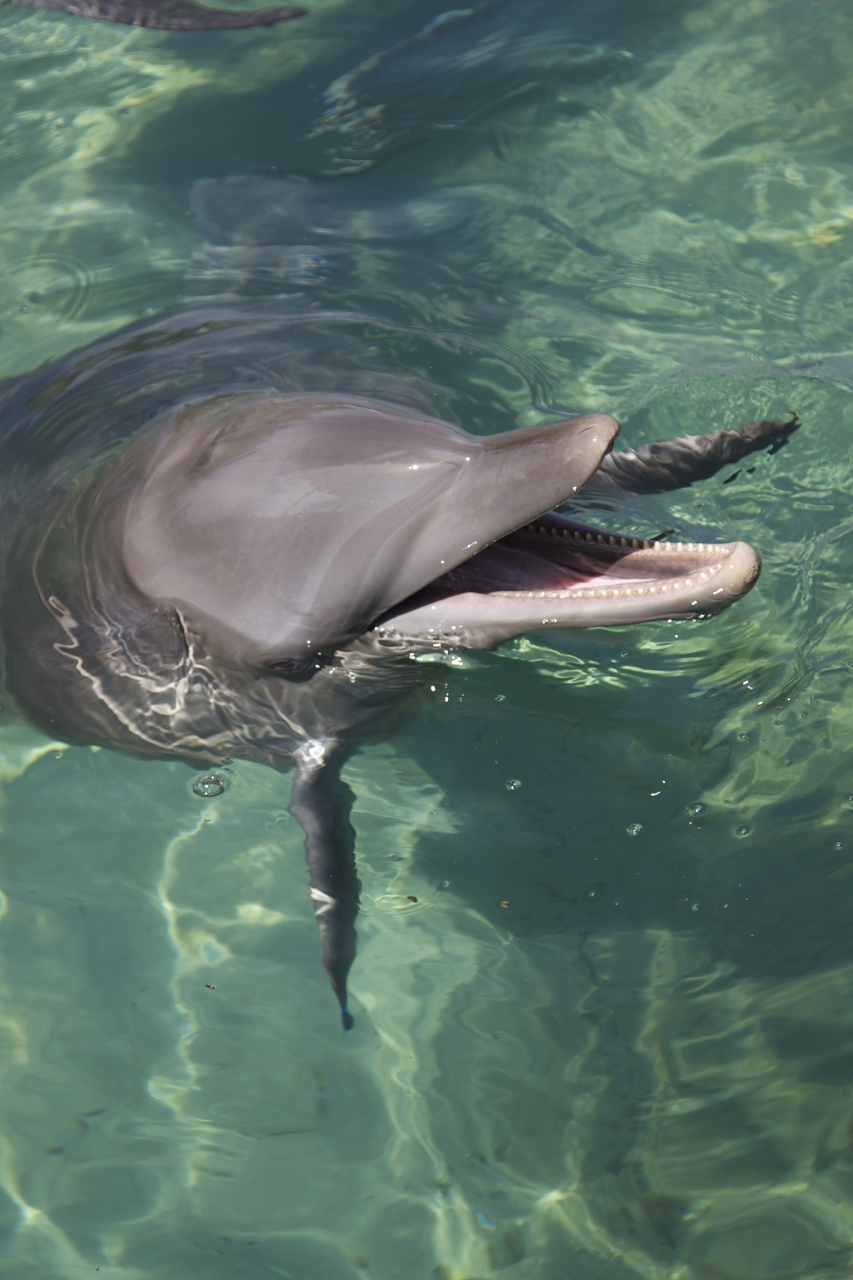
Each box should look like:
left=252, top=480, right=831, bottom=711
left=588, top=413, right=800, bottom=496
left=287, top=744, right=360, bottom=1030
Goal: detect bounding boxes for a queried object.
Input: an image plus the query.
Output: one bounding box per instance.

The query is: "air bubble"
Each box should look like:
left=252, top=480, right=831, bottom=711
left=440, top=880, right=450, bottom=889
left=492, top=1032, right=503, bottom=1041
left=687, top=803, right=706, bottom=816
left=506, top=779, right=521, bottom=791
left=495, top=694, right=506, bottom=702
left=735, top=825, right=750, bottom=837
left=738, top=732, right=749, bottom=740
left=626, top=822, right=643, bottom=836
left=193, top=774, right=225, bottom=798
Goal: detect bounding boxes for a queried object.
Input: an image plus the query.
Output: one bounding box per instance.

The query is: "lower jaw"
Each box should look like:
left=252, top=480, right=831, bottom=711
left=373, top=528, right=761, bottom=649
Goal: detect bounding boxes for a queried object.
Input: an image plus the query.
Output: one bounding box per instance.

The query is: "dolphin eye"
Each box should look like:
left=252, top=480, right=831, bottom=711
left=267, top=657, right=319, bottom=681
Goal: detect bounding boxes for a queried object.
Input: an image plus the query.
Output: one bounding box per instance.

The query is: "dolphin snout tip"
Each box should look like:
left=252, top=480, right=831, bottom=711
left=709, top=540, right=761, bottom=608
left=575, top=413, right=620, bottom=457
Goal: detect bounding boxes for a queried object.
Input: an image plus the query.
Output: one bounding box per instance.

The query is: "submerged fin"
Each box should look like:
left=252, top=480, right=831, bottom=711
left=287, top=743, right=359, bottom=1030
left=587, top=413, right=801, bottom=496
left=8, top=0, right=307, bottom=29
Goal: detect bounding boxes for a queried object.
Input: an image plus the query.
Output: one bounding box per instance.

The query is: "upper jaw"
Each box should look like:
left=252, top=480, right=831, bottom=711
left=371, top=511, right=761, bottom=650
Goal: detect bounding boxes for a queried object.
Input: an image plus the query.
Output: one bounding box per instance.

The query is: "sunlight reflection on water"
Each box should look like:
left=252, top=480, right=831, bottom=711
left=2, top=0, right=853, bottom=1275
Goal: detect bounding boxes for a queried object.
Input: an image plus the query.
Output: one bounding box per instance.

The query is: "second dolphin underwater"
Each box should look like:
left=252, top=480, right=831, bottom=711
left=0, top=302, right=799, bottom=1025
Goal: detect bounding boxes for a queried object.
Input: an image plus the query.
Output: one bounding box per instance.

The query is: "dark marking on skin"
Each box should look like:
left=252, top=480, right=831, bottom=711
left=723, top=470, right=740, bottom=484
left=7, top=0, right=307, bottom=31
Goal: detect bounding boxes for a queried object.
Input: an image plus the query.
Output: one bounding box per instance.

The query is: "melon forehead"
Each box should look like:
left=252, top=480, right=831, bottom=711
left=121, top=392, right=617, bottom=656
left=123, top=393, right=481, bottom=652
left=139, top=393, right=475, bottom=519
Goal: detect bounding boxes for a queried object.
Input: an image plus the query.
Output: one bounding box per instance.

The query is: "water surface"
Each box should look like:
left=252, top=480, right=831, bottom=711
left=2, top=0, right=853, bottom=1276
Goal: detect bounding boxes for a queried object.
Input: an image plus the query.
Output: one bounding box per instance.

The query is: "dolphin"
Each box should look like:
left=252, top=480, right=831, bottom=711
left=6, top=0, right=307, bottom=30
left=0, top=304, right=799, bottom=1026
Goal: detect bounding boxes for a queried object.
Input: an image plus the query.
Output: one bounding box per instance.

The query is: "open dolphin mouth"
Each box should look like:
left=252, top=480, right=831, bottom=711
left=377, top=508, right=760, bottom=646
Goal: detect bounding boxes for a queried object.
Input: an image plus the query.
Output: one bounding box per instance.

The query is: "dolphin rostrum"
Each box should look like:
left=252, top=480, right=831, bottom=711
left=0, top=305, right=799, bottom=1026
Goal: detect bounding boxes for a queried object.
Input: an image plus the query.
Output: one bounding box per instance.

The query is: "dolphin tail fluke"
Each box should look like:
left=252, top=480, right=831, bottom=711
left=588, top=413, right=801, bottom=496
left=288, top=743, right=360, bottom=1030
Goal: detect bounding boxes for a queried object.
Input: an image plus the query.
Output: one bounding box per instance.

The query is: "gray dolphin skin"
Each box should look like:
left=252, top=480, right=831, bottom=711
left=7, top=0, right=307, bottom=30
left=0, top=305, right=799, bottom=1027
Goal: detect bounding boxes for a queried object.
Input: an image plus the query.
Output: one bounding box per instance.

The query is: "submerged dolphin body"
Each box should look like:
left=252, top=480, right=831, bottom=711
left=0, top=306, right=798, bottom=1026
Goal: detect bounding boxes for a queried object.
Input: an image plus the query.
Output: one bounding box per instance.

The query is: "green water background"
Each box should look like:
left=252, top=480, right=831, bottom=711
left=2, top=0, right=853, bottom=1276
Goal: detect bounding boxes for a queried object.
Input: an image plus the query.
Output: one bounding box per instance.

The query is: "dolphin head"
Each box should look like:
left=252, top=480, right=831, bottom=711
left=120, top=391, right=759, bottom=669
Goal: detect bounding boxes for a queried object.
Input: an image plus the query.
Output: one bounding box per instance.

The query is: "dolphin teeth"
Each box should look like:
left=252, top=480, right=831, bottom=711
left=643, top=540, right=651, bottom=549
left=597, top=534, right=604, bottom=543
left=562, top=529, right=570, bottom=538
left=585, top=532, right=593, bottom=542
left=573, top=530, right=581, bottom=540
left=620, top=538, right=628, bottom=547
left=609, top=536, right=616, bottom=545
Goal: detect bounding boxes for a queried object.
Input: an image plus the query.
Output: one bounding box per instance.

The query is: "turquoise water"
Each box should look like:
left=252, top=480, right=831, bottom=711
left=3, top=0, right=853, bottom=1276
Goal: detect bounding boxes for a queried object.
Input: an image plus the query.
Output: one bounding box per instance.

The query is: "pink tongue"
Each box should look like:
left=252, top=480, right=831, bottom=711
left=434, top=543, right=597, bottom=593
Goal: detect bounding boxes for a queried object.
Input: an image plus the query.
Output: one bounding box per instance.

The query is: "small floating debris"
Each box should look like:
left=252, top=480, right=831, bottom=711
left=205, top=984, right=215, bottom=990
left=193, top=773, right=225, bottom=797
left=501, top=900, right=510, bottom=909
left=406, top=896, right=418, bottom=903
